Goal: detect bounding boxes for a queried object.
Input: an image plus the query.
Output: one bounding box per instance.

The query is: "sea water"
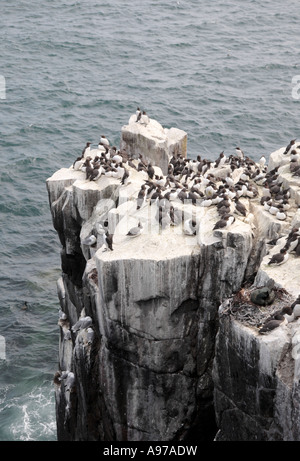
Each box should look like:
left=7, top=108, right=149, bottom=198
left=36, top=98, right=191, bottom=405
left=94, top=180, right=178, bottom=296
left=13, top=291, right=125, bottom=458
left=1, top=0, right=300, bottom=441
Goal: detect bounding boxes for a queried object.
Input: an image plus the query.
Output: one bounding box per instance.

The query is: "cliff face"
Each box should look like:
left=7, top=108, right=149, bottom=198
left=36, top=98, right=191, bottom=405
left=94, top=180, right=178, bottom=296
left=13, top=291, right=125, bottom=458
left=47, top=115, right=300, bottom=441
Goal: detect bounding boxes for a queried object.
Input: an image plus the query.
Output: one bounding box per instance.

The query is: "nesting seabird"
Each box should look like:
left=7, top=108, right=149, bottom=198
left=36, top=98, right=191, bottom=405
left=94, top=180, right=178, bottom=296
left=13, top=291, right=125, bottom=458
left=136, top=107, right=142, bottom=122
left=291, top=295, right=300, bottom=318
left=71, top=316, right=93, bottom=332
left=99, top=135, right=109, bottom=147
left=283, top=139, right=296, bottom=155
left=214, top=151, right=226, bottom=168
left=234, top=197, right=247, bottom=217
left=259, top=317, right=285, bottom=334
left=81, top=234, right=97, bottom=247
left=104, top=231, right=113, bottom=251
left=121, top=167, right=129, bottom=185
left=283, top=233, right=299, bottom=253
left=147, top=163, right=155, bottom=180
left=268, top=248, right=289, bottom=266
left=213, top=214, right=235, bottom=230
left=64, top=371, right=75, bottom=392
left=82, top=142, right=91, bottom=158
left=235, top=147, right=244, bottom=159
left=86, top=327, right=94, bottom=345
left=127, top=221, right=143, bottom=237
left=137, top=185, right=146, bottom=209
left=183, top=218, right=197, bottom=236
left=141, top=111, right=150, bottom=125
left=259, top=155, right=266, bottom=168
left=73, top=156, right=85, bottom=171
left=89, top=165, right=102, bottom=181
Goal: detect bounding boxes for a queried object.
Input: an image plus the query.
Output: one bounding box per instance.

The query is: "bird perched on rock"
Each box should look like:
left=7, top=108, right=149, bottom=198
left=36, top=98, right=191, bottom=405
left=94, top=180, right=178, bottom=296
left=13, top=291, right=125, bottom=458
left=147, top=163, right=155, bottom=180
left=99, top=135, right=109, bottom=149
left=234, top=197, right=247, bottom=217
left=82, top=142, right=91, bottom=158
left=283, top=139, right=296, bottom=155
left=259, top=155, right=266, bottom=169
left=127, top=221, right=143, bottom=237
left=71, top=316, right=93, bottom=332
left=120, top=166, right=129, bottom=185
left=183, top=218, right=197, bottom=236
left=73, top=155, right=85, bottom=171
left=268, top=248, right=288, bottom=266
left=137, top=185, right=146, bottom=209
left=214, top=151, right=226, bottom=168
left=291, top=295, right=300, bottom=318
left=235, top=147, right=244, bottom=159
left=283, top=233, right=299, bottom=253
left=104, top=231, right=113, bottom=251
left=213, top=214, right=235, bottom=230
left=136, top=107, right=142, bottom=122
left=89, top=165, right=103, bottom=181
left=259, top=316, right=285, bottom=334
left=141, top=111, right=150, bottom=125
left=81, top=234, right=97, bottom=247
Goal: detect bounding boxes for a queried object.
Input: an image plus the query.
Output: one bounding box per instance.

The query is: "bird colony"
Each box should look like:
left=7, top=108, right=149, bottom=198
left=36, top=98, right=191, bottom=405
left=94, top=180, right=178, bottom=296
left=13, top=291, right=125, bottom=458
left=53, top=114, right=300, bottom=378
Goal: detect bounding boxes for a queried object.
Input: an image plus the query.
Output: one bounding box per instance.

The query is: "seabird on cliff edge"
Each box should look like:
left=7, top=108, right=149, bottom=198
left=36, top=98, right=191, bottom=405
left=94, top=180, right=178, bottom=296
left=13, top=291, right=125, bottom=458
left=268, top=248, right=288, bottom=266
left=127, top=221, right=143, bottom=237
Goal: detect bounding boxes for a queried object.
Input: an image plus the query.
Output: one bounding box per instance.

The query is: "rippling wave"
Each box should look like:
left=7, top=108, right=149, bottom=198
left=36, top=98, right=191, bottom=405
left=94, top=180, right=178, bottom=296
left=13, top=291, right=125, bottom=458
left=1, top=0, right=300, bottom=441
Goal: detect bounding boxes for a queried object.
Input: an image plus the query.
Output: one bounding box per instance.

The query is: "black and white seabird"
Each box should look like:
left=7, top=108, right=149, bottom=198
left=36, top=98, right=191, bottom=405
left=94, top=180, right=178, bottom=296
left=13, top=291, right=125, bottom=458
left=147, top=163, right=155, bottom=180
left=136, top=107, right=142, bottom=122
left=234, top=197, right=247, bottom=217
left=235, top=147, right=244, bottom=159
left=183, top=218, right=197, bottom=236
left=291, top=295, right=300, bottom=318
left=268, top=248, right=288, bottom=266
left=127, top=221, right=143, bottom=237
left=82, top=142, right=91, bottom=158
left=137, top=185, right=146, bottom=209
left=104, top=231, right=113, bottom=251
left=214, top=151, right=226, bottom=168
left=259, top=317, right=285, bottom=334
left=120, top=167, right=129, bottom=185
left=87, top=327, right=94, bottom=345
left=141, top=111, right=150, bottom=125
left=89, top=165, right=103, bottom=181
left=213, top=214, right=235, bottom=230
left=283, top=139, right=296, bottom=155
left=71, top=316, right=93, bottom=332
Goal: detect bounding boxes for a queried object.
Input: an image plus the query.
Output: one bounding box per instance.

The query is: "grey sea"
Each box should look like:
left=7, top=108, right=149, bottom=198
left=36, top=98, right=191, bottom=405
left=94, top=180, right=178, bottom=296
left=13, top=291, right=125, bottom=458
left=1, top=0, right=300, bottom=441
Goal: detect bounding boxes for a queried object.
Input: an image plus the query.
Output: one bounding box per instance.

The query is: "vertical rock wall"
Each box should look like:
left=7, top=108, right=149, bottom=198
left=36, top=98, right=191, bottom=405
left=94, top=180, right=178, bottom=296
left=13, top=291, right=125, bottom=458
left=47, top=119, right=300, bottom=441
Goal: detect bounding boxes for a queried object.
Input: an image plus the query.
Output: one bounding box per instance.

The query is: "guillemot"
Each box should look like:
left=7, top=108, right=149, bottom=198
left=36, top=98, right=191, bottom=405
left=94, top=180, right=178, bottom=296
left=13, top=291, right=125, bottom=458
left=268, top=248, right=288, bottom=266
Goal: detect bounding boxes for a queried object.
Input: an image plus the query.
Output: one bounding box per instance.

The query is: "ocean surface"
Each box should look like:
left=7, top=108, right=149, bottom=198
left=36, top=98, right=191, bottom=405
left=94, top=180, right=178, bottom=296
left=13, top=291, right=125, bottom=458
left=1, top=0, right=300, bottom=441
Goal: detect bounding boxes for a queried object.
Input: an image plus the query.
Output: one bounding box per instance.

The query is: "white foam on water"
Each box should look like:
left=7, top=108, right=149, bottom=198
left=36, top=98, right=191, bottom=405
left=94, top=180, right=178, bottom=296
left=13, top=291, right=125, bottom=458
left=9, top=385, right=56, bottom=441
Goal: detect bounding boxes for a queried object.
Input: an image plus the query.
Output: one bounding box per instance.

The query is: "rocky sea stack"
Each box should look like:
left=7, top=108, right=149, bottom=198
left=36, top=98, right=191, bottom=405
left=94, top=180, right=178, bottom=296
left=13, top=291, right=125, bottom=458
left=47, top=112, right=300, bottom=441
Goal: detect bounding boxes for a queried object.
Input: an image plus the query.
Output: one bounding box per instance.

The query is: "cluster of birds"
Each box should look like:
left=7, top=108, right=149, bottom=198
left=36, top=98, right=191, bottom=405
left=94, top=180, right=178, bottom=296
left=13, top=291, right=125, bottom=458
left=267, top=226, right=300, bottom=266
left=71, top=123, right=300, bottom=254
left=259, top=293, right=300, bottom=334
left=283, top=139, right=300, bottom=177
left=135, top=107, right=150, bottom=125
left=258, top=139, right=300, bottom=222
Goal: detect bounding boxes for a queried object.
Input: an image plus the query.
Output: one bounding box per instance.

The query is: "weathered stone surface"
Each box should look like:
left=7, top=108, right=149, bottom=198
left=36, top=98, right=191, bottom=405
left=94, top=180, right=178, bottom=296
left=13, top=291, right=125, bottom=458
left=121, top=115, right=187, bottom=174
left=47, top=118, right=300, bottom=441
